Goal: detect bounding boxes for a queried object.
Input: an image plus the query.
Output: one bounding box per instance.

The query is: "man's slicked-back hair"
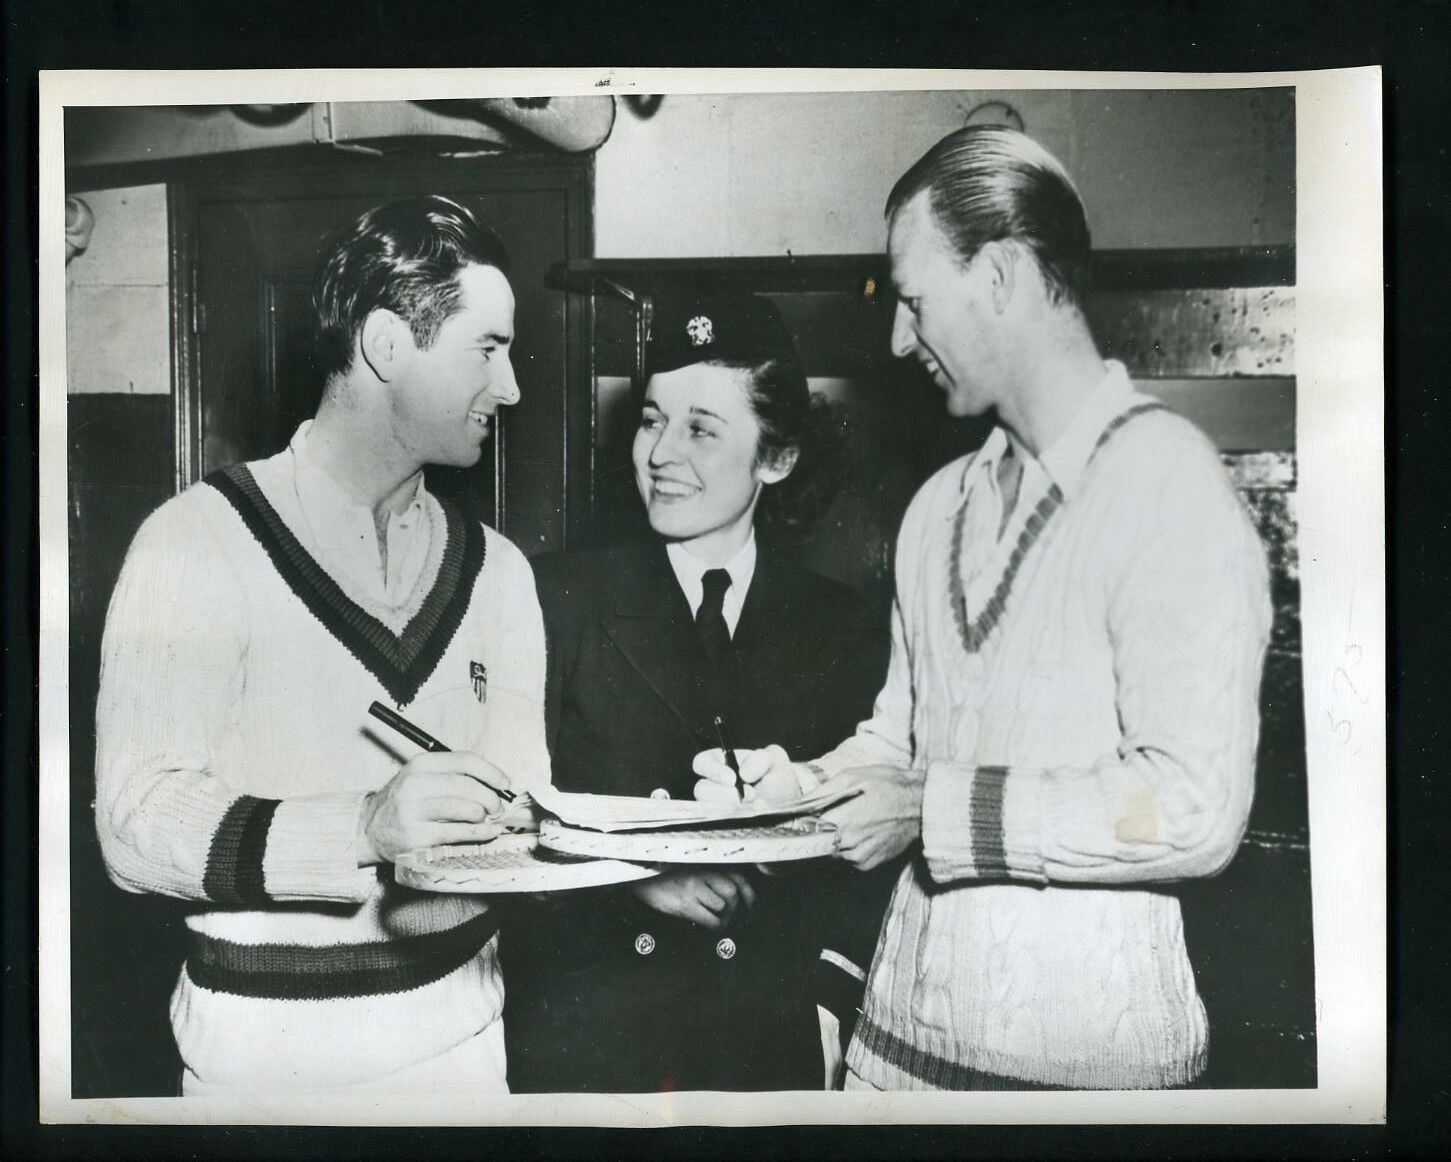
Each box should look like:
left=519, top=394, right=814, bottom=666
left=312, top=195, right=511, bottom=384
left=886, top=125, right=1092, bottom=310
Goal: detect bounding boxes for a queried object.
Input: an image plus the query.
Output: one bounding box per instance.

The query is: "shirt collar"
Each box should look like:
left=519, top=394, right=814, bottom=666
left=1033, top=360, right=1146, bottom=499
left=287, top=420, right=426, bottom=527
left=666, top=532, right=758, bottom=608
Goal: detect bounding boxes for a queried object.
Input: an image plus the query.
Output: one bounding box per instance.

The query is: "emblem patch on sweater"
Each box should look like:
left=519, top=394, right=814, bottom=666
left=470, top=661, right=488, bottom=703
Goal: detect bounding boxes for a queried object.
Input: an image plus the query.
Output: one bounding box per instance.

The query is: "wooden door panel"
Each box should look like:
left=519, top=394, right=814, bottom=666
left=260, top=276, right=324, bottom=443
left=196, top=200, right=269, bottom=473
left=184, top=154, right=591, bottom=549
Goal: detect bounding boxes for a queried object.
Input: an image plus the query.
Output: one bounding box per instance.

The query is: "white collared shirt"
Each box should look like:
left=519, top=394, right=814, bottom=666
left=1035, top=360, right=1139, bottom=498
left=284, top=421, right=434, bottom=607
left=666, top=533, right=758, bottom=636
left=964, top=361, right=1138, bottom=548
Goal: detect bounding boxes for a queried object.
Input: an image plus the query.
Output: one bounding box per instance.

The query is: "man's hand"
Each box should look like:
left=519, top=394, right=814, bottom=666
left=819, top=765, right=926, bottom=870
left=357, top=751, right=513, bottom=866
left=630, top=867, right=757, bottom=930
left=692, top=744, right=804, bottom=807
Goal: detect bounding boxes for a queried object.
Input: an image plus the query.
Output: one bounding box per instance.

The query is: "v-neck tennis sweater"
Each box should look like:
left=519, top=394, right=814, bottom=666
left=815, top=365, right=1272, bottom=1089
left=94, top=434, right=550, bottom=1090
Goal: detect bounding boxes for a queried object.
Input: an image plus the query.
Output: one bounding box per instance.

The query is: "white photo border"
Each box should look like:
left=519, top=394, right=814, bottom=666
left=37, top=65, right=1385, bottom=1127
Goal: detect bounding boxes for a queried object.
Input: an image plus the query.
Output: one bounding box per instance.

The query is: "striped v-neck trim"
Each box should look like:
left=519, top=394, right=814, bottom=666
left=948, top=401, right=1169, bottom=656
left=949, top=482, right=1064, bottom=654
left=207, top=464, right=486, bottom=707
left=1088, top=401, right=1168, bottom=461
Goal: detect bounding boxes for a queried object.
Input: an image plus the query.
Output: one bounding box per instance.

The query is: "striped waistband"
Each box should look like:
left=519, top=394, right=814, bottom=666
left=852, top=1011, right=1070, bottom=1091
left=852, top=1010, right=1202, bottom=1091
left=186, top=912, right=500, bottom=1001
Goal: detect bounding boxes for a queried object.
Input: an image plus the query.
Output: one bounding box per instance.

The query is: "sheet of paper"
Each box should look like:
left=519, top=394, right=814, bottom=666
left=527, top=783, right=861, bottom=833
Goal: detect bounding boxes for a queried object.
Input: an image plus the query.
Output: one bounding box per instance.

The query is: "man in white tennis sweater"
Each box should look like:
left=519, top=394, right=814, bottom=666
left=94, top=196, right=550, bottom=1095
left=695, top=127, right=1271, bottom=1090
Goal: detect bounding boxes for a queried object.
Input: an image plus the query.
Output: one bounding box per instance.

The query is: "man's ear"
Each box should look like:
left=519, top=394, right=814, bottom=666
left=359, top=309, right=413, bottom=383
left=756, top=444, right=800, bottom=486
left=980, top=240, right=1017, bottom=315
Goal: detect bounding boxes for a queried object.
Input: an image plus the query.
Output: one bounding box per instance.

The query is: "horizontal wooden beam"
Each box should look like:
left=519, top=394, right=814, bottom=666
left=1146, top=378, right=1296, bottom=451
left=590, top=283, right=1296, bottom=382
left=1089, top=288, right=1295, bottom=377
left=550, top=245, right=1294, bottom=296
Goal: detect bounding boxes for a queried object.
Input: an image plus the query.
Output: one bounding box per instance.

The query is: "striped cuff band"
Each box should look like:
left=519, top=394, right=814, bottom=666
left=968, top=765, right=1010, bottom=877
left=203, top=795, right=280, bottom=905
left=921, top=761, right=1046, bottom=883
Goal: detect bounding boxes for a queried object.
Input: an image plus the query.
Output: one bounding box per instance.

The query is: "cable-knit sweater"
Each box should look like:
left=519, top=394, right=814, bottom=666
left=814, top=365, right=1272, bottom=1090
left=94, top=428, right=550, bottom=1091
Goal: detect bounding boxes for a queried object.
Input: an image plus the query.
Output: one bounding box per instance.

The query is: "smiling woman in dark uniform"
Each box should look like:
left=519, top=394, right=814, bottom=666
left=500, top=289, right=894, bottom=1093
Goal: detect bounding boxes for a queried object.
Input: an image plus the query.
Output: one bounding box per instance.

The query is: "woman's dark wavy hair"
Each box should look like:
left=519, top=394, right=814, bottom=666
left=311, top=195, right=511, bottom=384
left=705, top=353, right=849, bottom=536
left=886, top=125, right=1091, bottom=310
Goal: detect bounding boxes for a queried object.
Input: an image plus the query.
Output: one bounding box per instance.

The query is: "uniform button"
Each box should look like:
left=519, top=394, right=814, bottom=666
left=634, top=932, right=656, bottom=956
left=714, top=937, right=736, bottom=961
left=649, top=788, right=671, bottom=800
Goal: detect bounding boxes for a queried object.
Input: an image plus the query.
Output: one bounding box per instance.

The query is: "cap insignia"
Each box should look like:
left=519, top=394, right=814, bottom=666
left=686, top=315, right=714, bottom=347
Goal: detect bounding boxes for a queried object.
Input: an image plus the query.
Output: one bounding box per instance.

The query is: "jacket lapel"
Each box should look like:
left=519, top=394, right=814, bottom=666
left=731, top=547, right=802, bottom=679
left=601, top=544, right=717, bottom=742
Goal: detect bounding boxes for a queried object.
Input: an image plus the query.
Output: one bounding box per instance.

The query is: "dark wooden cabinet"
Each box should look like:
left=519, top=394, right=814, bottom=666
left=67, top=393, right=182, bottom=1098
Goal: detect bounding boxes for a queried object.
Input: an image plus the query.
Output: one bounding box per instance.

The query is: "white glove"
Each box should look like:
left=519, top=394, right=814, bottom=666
left=691, top=744, right=810, bottom=806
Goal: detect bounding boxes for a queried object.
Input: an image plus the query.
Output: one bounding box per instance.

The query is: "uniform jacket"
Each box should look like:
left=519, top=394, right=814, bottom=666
left=500, top=538, right=894, bottom=1093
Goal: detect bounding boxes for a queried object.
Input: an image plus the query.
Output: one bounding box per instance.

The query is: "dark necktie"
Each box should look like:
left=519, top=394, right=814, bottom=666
left=696, top=568, right=734, bottom=668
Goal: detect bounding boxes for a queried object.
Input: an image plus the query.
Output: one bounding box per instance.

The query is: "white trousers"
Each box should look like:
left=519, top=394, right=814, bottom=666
left=182, top=1016, right=509, bottom=1097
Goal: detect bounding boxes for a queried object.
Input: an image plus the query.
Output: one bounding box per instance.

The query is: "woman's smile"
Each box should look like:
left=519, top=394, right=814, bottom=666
left=648, top=475, right=702, bottom=501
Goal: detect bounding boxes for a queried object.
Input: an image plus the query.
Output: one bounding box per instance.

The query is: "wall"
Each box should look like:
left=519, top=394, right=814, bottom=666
left=64, top=180, right=180, bottom=1095
left=595, top=87, right=1293, bottom=256
left=64, top=89, right=1294, bottom=396
left=65, top=184, right=170, bottom=395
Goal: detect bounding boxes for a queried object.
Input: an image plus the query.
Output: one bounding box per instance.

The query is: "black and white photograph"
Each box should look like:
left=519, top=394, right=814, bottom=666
left=36, top=68, right=1383, bottom=1126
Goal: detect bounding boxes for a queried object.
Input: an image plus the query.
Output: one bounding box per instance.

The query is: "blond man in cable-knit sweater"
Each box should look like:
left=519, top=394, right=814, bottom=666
left=694, top=128, right=1271, bottom=1090
left=95, top=196, right=547, bottom=1094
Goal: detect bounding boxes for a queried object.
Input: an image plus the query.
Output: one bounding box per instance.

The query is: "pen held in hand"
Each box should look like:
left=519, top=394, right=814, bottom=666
left=367, top=701, right=516, bottom=802
left=713, top=714, right=746, bottom=801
